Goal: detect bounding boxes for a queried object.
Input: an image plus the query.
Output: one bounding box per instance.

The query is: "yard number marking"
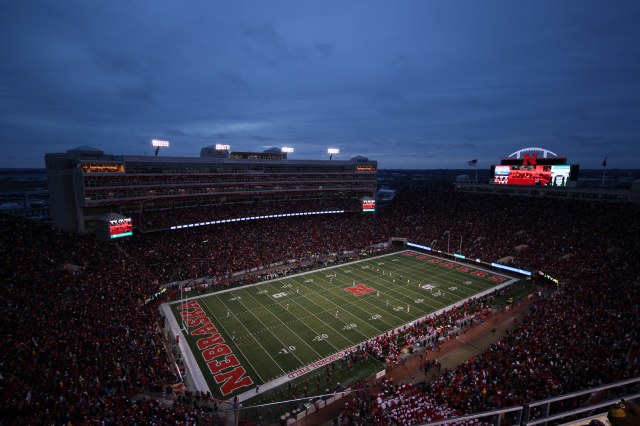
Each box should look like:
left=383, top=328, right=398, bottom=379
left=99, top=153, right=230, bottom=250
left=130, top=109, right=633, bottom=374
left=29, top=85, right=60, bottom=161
left=278, top=346, right=297, bottom=355
left=313, top=334, right=329, bottom=342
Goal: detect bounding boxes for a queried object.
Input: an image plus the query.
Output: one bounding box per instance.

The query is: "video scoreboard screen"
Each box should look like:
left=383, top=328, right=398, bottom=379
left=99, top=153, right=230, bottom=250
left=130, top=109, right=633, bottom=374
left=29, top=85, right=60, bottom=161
left=109, top=218, right=133, bottom=238
left=493, top=164, right=572, bottom=187
left=362, top=199, right=376, bottom=212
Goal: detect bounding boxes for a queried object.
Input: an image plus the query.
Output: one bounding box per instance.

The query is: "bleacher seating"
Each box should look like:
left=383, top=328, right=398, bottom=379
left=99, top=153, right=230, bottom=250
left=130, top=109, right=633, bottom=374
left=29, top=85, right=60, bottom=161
left=1, top=190, right=638, bottom=424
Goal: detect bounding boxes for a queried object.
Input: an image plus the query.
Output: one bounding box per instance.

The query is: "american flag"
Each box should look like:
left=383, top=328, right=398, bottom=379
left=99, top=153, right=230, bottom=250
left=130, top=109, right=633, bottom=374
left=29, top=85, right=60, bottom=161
left=468, top=159, right=477, bottom=166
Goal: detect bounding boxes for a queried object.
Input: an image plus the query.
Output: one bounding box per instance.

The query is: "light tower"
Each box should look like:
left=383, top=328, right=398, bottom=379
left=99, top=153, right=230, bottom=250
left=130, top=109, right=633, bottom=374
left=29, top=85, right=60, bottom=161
left=281, top=146, right=294, bottom=159
left=152, top=139, right=170, bottom=156
left=328, top=148, right=339, bottom=160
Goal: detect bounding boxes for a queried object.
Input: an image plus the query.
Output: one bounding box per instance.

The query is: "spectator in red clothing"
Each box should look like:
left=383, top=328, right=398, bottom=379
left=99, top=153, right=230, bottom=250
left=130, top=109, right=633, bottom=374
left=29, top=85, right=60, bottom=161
left=1, top=188, right=638, bottom=424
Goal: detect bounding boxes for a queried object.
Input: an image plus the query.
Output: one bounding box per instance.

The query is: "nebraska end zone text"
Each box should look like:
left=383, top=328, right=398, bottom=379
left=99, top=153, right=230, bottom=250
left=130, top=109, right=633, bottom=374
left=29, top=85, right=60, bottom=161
left=177, top=300, right=254, bottom=396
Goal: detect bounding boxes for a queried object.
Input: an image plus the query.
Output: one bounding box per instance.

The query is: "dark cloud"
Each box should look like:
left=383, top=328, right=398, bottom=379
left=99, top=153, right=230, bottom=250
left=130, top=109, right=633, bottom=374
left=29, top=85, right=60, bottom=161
left=92, top=48, right=142, bottom=75
left=314, top=43, right=332, bottom=58
left=117, top=85, right=156, bottom=103
left=1, top=0, right=639, bottom=169
left=215, top=71, right=249, bottom=89
left=241, top=22, right=309, bottom=65
left=163, top=128, right=187, bottom=137
left=252, top=135, right=276, bottom=141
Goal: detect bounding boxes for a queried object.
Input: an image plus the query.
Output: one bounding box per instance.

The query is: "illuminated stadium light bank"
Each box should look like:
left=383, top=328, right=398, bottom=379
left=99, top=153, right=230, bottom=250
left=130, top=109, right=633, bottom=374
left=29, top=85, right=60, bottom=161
left=328, top=148, right=340, bottom=160
left=407, top=242, right=432, bottom=251
left=490, top=263, right=532, bottom=276
left=152, top=139, right=170, bottom=156
left=170, top=209, right=345, bottom=230
left=151, top=139, right=170, bottom=147
left=215, top=144, right=230, bottom=151
left=281, top=146, right=294, bottom=153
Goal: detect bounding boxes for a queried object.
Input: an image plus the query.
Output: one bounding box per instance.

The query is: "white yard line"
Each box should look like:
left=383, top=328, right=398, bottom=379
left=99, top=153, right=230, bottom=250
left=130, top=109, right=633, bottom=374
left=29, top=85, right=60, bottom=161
left=242, top=288, right=332, bottom=358
left=165, top=249, right=521, bottom=400
left=261, top=281, right=369, bottom=347
left=229, top=291, right=309, bottom=368
left=208, top=295, right=282, bottom=381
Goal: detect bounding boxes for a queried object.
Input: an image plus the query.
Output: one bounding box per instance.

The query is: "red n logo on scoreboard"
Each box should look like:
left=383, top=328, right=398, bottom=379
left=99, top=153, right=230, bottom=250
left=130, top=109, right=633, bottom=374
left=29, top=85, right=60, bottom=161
left=523, top=153, right=538, bottom=165
left=344, top=283, right=375, bottom=297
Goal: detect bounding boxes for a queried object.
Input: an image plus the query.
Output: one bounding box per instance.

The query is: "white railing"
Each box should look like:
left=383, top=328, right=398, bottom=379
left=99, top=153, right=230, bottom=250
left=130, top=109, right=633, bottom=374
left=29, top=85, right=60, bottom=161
left=412, top=377, right=640, bottom=426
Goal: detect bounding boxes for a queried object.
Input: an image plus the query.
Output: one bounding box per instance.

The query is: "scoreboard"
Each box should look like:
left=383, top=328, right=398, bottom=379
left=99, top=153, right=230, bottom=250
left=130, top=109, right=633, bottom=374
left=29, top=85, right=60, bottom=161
left=490, top=150, right=578, bottom=187
left=362, top=199, right=376, bottom=212
left=109, top=218, right=133, bottom=238
left=493, top=164, right=572, bottom=186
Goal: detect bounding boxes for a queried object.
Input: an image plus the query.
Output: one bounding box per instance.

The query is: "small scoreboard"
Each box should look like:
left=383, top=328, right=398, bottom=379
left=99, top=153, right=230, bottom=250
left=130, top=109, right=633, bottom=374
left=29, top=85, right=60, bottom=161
left=109, top=218, right=133, bottom=238
left=96, top=214, right=133, bottom=241
left=362, top=199, right=376, bottom=212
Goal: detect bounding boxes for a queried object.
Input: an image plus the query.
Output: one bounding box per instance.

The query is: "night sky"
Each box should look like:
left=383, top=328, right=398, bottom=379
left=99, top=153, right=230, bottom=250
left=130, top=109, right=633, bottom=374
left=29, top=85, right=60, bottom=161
left=1, top=1, right=639, bottom=169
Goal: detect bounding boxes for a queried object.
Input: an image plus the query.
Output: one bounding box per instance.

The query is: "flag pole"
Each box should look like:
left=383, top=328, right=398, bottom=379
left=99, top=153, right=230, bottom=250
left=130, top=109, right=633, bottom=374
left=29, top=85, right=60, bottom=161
left=601, top=156, right=607, bottom=187
left=468, top=159, right=478, bottom=182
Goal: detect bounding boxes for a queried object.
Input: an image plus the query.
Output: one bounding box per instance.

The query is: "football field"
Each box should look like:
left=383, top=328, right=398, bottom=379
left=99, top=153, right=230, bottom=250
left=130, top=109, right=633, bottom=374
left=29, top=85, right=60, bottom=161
left=164, top=250, right=517, bottom=400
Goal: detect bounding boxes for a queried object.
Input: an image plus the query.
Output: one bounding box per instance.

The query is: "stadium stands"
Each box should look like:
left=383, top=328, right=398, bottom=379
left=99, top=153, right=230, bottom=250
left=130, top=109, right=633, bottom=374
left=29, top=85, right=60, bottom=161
left=0, top=216, right=221, bottom=423
left=131, top=198, right=361, bottom=232
left=1, top=190, right=638, bottom=424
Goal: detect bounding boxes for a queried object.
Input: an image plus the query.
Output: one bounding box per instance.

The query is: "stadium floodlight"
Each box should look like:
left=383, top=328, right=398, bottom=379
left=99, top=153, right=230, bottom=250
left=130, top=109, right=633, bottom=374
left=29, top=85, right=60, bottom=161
left=152, top=139, right=170, bottom=147
left=281, top=146, right=294, bottom=153
left=215, top=144, right=230, bottom=151
left=152, top=139, right=170, bottom=156
left=328, top=148, right=339, bottom=160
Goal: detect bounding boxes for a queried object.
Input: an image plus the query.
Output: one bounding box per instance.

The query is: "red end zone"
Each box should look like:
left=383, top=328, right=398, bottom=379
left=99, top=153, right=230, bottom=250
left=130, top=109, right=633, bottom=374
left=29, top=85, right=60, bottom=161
left=177, top=300, right=254, bottom=396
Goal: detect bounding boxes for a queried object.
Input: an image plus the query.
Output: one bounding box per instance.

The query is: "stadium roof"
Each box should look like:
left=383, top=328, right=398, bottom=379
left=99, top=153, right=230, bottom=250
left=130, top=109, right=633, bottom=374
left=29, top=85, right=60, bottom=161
left=67, top=145, right=104, bottom=155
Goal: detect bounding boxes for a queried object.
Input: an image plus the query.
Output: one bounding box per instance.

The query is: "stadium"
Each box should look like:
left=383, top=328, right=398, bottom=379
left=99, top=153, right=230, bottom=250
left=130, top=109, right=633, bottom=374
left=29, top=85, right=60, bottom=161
left=1, top=145, right=639, bottom=426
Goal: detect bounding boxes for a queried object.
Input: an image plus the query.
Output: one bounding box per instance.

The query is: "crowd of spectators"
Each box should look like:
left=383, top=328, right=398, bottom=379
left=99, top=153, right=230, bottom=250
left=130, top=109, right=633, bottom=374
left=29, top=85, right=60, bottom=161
left=124, top=191, right=640, bottom=289
left=122, top=210, right=394, bottom=283
left=0, top=216, right=217, bottom=424
left=347, top=193, right=640, bottom=424
left=130, top=198, right=361, bottom=231
left=364, top=299, right=492, bottom=368
left=1, top=189, right=639, bottom=424
left=340, top=379, right=476, bottom=426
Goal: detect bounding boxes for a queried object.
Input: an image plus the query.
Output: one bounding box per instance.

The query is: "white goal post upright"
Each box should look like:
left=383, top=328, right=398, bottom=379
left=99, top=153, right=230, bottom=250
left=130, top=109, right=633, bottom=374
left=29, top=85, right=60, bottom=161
left=180, top=283, right=190, bottom=336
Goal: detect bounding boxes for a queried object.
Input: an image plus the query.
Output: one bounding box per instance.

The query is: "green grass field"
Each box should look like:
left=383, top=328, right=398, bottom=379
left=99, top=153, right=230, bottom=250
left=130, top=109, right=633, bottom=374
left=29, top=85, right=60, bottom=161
left=166, top=250, right=517, bottom=400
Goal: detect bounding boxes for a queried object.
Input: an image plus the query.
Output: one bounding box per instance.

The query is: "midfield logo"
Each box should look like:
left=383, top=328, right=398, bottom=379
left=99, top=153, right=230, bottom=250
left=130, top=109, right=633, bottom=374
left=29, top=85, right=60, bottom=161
left=344, top=283, right=375, bottom=297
